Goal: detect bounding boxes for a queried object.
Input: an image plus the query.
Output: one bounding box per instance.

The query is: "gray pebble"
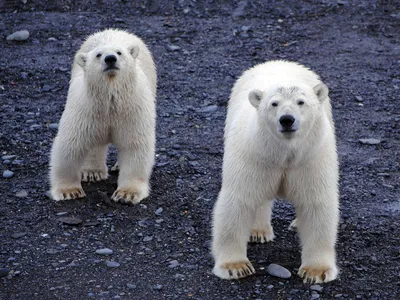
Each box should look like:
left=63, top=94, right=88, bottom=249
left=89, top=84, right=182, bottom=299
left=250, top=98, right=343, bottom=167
left=2, top=155, right=16, bottom=160
left=152, top=284, right=163, bottom=290
left=58, top=217, right=83, bottom=225
left=355, top=95, right=363, bottom=102
left=7, top=30, right=29, bottom=41
left=96, top=248, right=113, bottom=255
left=11, top=232, right=27, bottom=239
left=168, top=260, right=179, bottom=268
left=15, top=190, right=28, bottom=198
left=167, top=44, right=181, bottom=51
left=49, top=123, right=59, bottom=130
left=3, top=170, right=14, bottom=178
left=359, top=138, right=381, bottom=145
left=143, top=236, right=153, bottom=242
left=105, top=261, right=120, bottom=268
left=311, top=294, right=320, bottom=299
left=267, top=263, right=291, bottom=279
left=267, top=285, right=274, bottom=289
left=126, top=283, right=137, bottom=290
left=173, top=273, right=185, bottom=279
left=198, top=105, right=218, bottom=113
left=155, top=207, right=163, bottom=216
left=310, top=284, right=323, bottom=292
left=11, top=160, right=23, bottom=165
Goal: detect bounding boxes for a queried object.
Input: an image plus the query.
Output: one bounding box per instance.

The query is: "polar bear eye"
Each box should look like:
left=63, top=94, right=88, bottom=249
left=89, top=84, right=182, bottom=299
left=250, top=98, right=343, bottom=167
left=297, top=100, right=305, bottom=106
left=271, top=102, right=278, bottom=107
left=96, top=53, right=102, bottom=58
left=117, top=51, right=122, bottom=56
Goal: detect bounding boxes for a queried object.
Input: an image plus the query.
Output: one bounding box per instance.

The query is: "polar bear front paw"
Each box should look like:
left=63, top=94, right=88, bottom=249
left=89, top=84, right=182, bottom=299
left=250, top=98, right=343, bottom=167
left=81, top=169, right=108, bottom=182
left=213, top=260, right=256, bottom=280
left=111, top=183, right=149, bottom=204
left=52, top=187, right=86, bottom=201
left=298, top=264, right=338, bottom=283
left=249, top=227, right=275, bottom=243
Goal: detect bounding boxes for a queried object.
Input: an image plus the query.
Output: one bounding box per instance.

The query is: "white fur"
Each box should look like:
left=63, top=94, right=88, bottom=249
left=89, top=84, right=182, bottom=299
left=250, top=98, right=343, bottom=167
left=212, top=60, right=339, bottom=283
left=49, top=29, right=156, bottom=204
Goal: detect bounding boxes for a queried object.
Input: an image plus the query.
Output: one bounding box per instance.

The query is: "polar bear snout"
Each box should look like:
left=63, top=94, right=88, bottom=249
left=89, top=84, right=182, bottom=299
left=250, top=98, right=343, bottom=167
left=104, top=54, right=117, bottom=66
left=279, top=114, right=297, bottom=132
left=103, top=53, right=120, bottom=72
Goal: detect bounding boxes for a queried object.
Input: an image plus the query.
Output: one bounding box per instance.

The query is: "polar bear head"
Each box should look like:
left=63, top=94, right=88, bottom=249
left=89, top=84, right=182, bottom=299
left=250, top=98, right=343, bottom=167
left=248, top=82, right=329, bottom=139
left=75, top=44, right=139, bottom=79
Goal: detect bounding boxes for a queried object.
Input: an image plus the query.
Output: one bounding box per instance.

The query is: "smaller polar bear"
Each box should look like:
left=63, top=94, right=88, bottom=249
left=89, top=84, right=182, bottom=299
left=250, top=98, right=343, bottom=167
left=212, top=60, right=339, bottom=284
left=49, top=29, right=156, bottom=203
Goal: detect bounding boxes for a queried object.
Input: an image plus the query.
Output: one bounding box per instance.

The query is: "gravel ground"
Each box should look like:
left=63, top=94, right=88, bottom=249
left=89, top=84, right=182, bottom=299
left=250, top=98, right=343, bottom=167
left=0, top=1, right=399, bottom=299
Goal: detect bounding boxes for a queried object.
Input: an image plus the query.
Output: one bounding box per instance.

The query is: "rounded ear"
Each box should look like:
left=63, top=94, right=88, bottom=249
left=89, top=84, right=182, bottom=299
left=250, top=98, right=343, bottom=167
left=313, top=83, right=329, bottom=102
left=76, top=53, right=87, bottom=68
left=128, top=45, right=139, bottom=58
left=249, top=89, right=263, bottom=108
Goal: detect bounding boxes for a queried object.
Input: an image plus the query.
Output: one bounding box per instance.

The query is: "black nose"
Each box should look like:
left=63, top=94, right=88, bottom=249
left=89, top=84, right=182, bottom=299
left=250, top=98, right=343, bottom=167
left=104, top=55, right=117, bottom=65
left=279, top=115, right=295, bottom=128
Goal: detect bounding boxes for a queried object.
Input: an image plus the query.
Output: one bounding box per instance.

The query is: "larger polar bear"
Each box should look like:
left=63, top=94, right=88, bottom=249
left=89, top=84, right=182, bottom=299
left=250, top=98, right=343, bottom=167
left=49, top=29, right=156, bottom=203
left=212, top=60, right=339, bottom=283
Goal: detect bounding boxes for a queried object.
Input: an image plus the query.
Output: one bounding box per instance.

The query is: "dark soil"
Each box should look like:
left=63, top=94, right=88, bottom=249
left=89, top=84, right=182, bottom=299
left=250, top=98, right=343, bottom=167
left=0, top=1, right=399, bottom=299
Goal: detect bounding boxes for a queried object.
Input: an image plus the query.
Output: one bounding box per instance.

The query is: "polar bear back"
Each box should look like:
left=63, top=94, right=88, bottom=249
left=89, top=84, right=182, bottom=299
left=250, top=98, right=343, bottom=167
left=73, top=29, right=157, bottom=96
left=227, top=60, right=333, bottom=131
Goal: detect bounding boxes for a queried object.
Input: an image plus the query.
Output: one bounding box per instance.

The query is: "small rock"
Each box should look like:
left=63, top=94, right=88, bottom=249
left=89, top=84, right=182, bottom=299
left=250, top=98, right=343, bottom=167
left=0, top=268, right=10, bottom=278
left=359, top=138, right=381, bottom=145
left=311, top=294, right=320, bottom=299
left=126, top=283, right=137, bottom=290
left=6, top=30, right=29, bottom=41
left=15, top=190, right=28, bottom=198
left=310, top=285, right=323, bottom=292
left=49, top=123, right=59, bottom=130
left=96, top=248, right=113, bottom=255
left=172, top=144, right=181, bottom=149
left=355, top=95, right=363, bottom=102
left=11, top=160, right=23, bottom=165
left=105, top=261, right=120, bottom=268
left=267, top=285, right=274, bottom=289
left=58, top=217, right=83, bottom=225
left=173, top=273, right=185, bottom=279
left=3, top=170, right=14, bottom=178
left=267, top=263, right=291, bottom=279
left=152, top=284, right=163, bottom=290
left=48, top=37, right=57, bottom=41
left=2, top=155, right=16, bottom=160
left=11, top=232, right=27, bottom=239
left=167, top=44, right=181, bottom=52
left=155, top=207, right=163, bottom=216
left=198, top=105, right=218, bottom=113
left=143, top=236, right=153, bottom=242
left=138, top=220, right=148, bottom=227
left=335, top=294, right=343, bottom=298
left=168, top=260, right=179, bottom=268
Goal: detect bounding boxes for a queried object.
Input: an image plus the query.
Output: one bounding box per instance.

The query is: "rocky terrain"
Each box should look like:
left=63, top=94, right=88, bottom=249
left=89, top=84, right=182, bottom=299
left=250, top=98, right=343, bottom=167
left=0, top=0, right=399, bottom=299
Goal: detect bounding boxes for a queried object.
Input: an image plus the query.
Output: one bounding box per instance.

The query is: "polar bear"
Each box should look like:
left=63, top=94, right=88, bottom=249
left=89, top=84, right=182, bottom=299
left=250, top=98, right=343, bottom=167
left=49, top=29, right=156, bottom=204
left=212, top=60, right=339, bottom=284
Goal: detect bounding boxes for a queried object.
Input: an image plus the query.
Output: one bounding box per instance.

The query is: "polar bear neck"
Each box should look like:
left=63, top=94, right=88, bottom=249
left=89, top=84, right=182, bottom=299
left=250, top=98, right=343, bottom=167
left=85, top=70, right=137, bottom=106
